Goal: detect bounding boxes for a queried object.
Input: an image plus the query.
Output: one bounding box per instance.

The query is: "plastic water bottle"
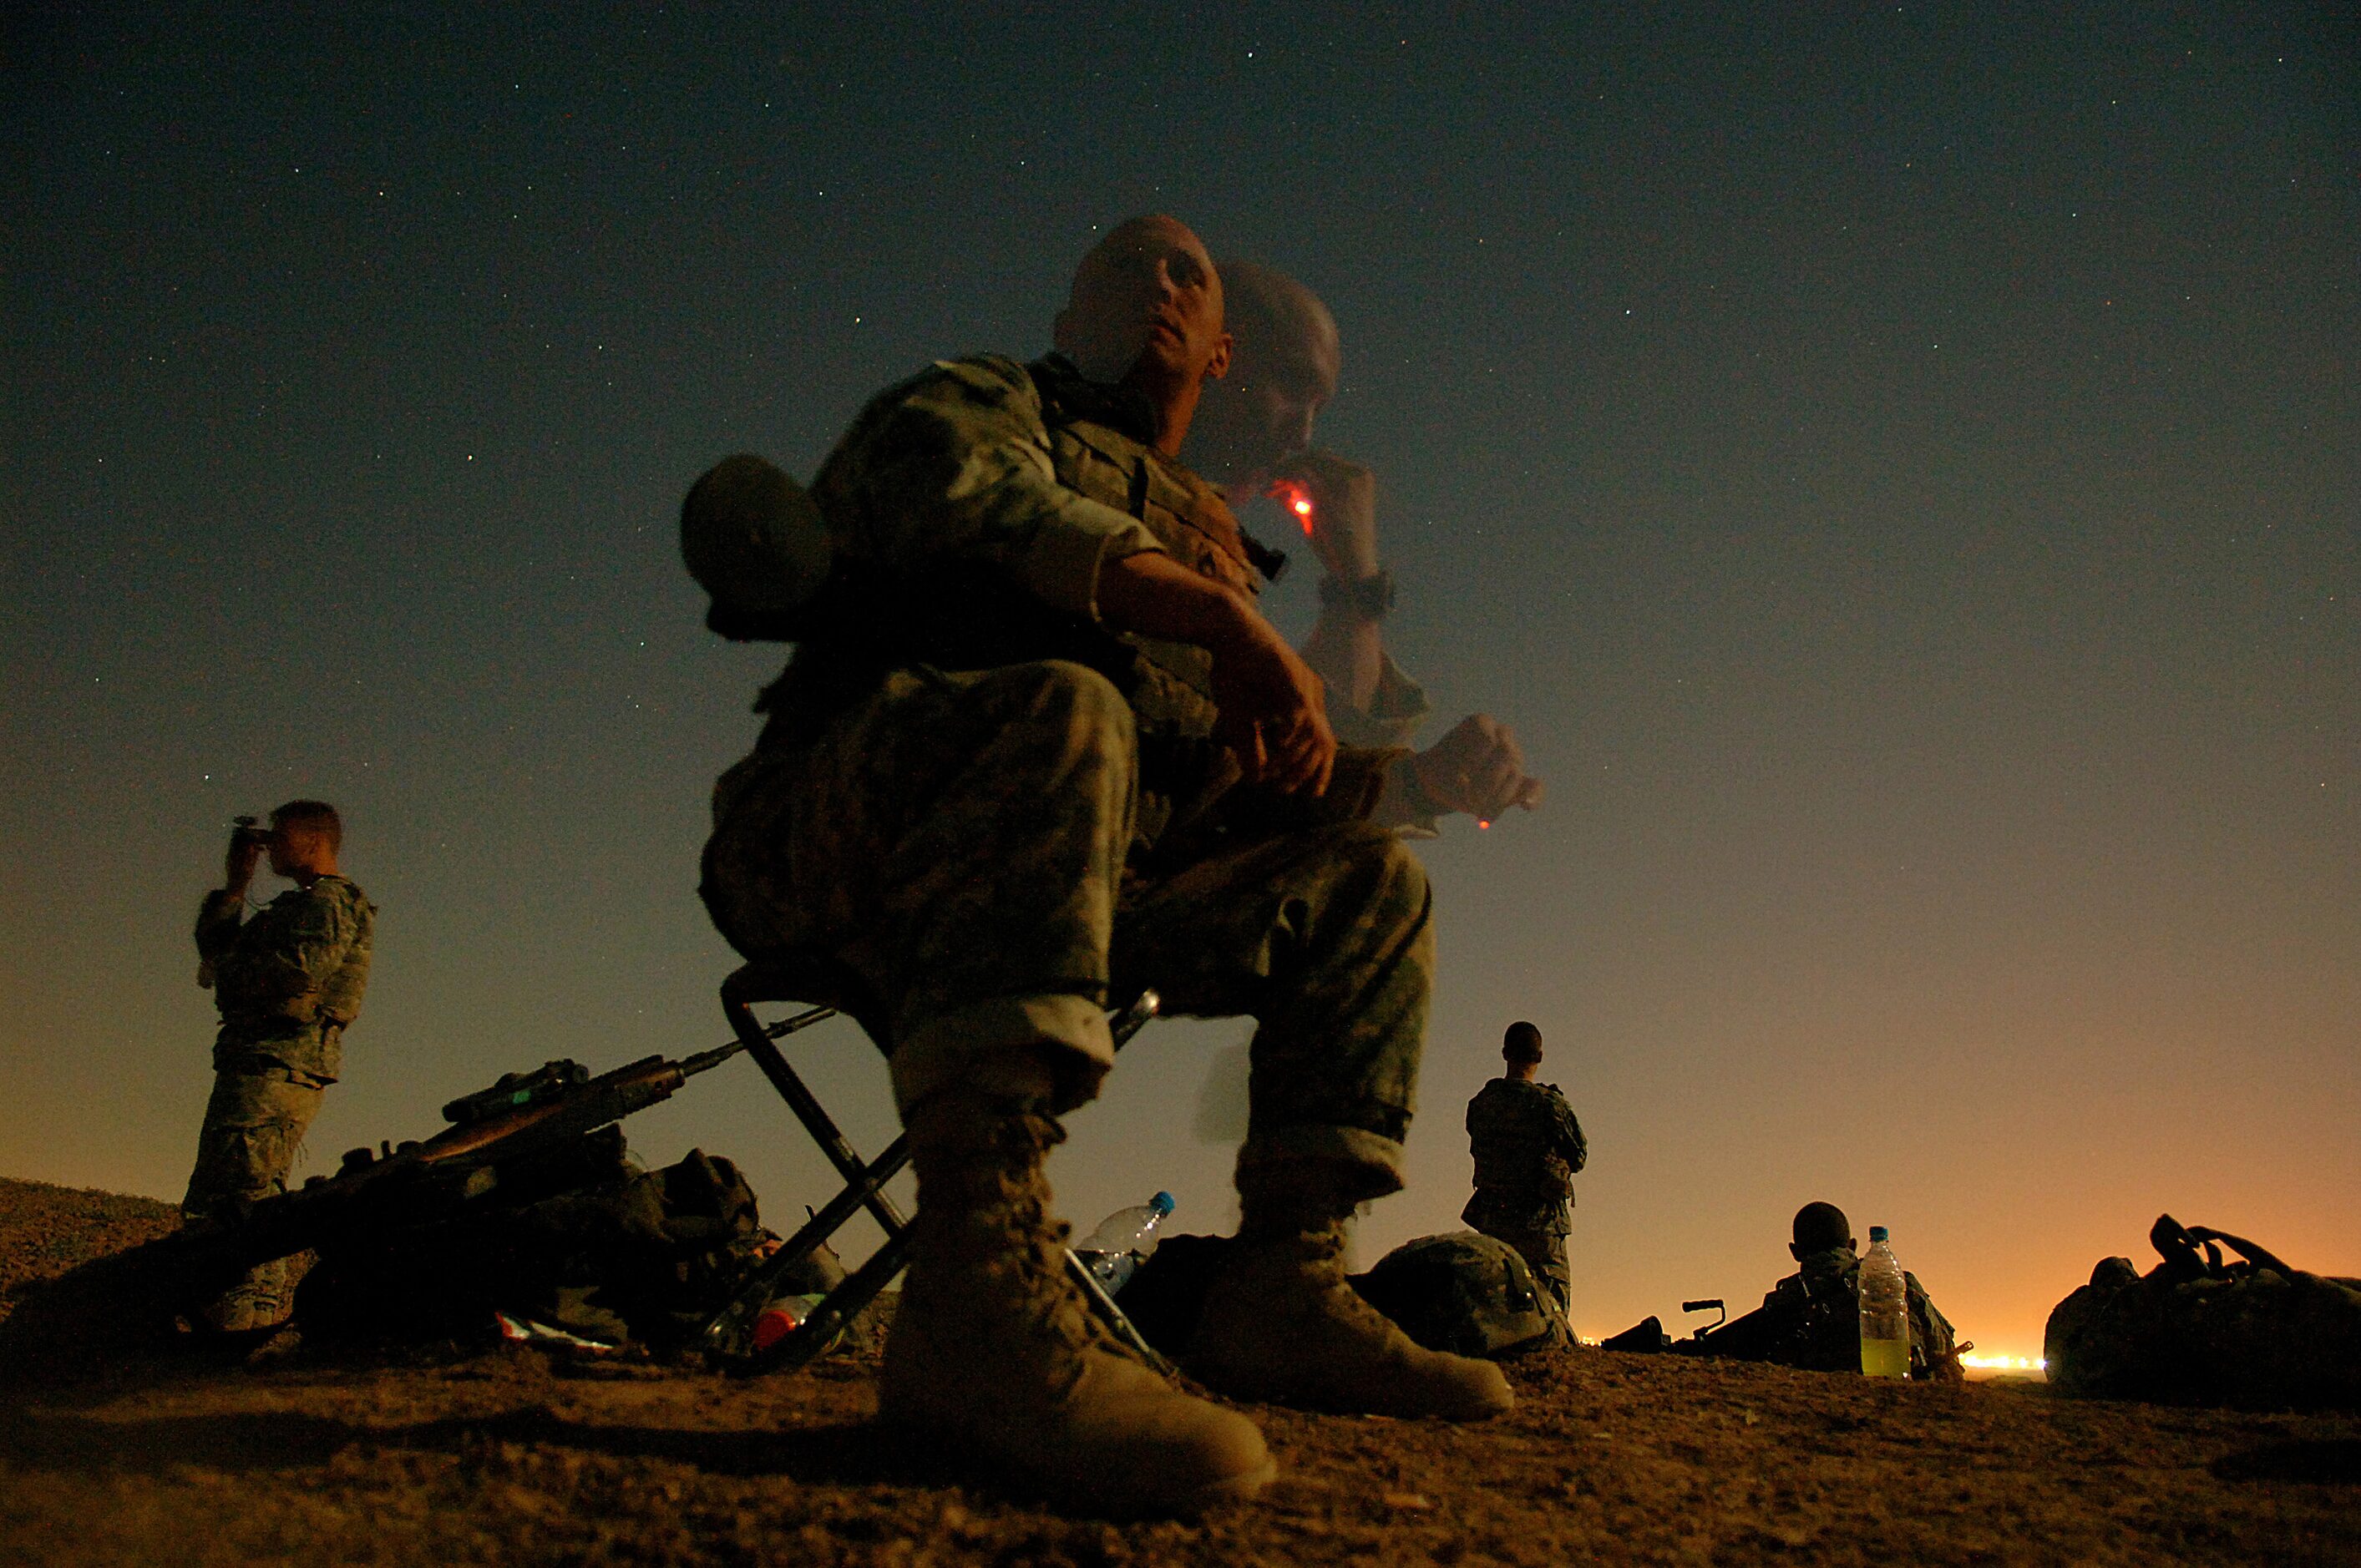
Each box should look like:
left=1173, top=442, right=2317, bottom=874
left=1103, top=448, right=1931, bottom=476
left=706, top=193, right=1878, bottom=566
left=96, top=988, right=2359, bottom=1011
left=1857, top=1224, right=1911, bottom=1378
left=1075, top=1191, right=1175, bottom=1292
left=750, top=1292, right=832, bottom=1353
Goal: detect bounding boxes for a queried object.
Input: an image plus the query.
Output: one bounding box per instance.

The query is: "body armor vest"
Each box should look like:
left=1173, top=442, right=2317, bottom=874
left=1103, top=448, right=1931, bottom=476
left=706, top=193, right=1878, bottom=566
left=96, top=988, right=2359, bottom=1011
left=1467, top=1080, right=1581, bottom=1201
left=1044, top=411, right=1269, bottom=847
left=769, top=357, right=1279, bottom=852
left=211, top=876, right=374, bottom=1082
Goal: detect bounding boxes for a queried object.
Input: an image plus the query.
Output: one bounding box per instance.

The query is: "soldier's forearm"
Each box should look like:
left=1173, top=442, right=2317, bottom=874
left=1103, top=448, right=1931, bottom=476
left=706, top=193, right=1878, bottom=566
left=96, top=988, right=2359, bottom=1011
left=194, top=890, right=245, bottom=954
left=1097, top=548, right=1259, bottom=651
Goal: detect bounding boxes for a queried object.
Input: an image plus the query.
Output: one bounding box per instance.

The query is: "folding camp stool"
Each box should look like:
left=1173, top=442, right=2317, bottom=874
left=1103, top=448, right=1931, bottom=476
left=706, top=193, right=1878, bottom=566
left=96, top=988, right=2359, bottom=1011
left=698, top=958, right=1165, bottom=1374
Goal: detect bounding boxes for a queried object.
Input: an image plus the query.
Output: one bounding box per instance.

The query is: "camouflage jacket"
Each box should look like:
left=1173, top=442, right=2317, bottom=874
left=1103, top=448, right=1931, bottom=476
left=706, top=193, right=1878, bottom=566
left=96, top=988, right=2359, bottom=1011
left=195, top=874, right=374, bottom=1081
left=1755, top=1247, right=1958, bottom=1379
left=773, top=352, right=1395, bottom=855
left=1461, top=1077, right=1588, bottom=1236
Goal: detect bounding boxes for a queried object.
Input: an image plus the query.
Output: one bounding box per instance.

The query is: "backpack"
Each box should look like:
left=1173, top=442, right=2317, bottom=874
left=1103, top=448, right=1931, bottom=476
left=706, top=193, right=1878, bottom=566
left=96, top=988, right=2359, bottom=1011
left=296, top=1143, right=803, bottom=1350
left=2044, top=1215, right=2361, bottom=1409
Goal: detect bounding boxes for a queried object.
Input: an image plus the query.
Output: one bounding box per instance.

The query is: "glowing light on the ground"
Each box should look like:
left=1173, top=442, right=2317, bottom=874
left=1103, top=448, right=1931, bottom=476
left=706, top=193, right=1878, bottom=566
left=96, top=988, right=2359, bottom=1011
left=1961, top=1353, right=2045, bottom=1372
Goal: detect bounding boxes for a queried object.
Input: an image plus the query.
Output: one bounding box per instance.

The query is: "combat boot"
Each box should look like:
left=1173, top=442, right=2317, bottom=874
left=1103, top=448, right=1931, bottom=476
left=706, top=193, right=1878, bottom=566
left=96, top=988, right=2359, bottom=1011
left=1186, top=1164, right=1515, bottom=1420
left=879, top=1085, right=1275, bottom=1516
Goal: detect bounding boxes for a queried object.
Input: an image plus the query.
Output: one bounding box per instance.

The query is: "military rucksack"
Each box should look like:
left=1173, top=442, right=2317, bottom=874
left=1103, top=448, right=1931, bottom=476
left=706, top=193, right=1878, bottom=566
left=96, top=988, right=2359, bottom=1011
left=2044, top=1215, right=2361, bottom=1409
left=296, top=1144, right=799, bottom=1350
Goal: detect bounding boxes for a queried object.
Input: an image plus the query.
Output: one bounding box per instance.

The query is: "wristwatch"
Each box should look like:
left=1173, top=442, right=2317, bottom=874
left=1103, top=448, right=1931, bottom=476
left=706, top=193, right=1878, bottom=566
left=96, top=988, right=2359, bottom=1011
left=1318, top=565, right=1396, bottom=620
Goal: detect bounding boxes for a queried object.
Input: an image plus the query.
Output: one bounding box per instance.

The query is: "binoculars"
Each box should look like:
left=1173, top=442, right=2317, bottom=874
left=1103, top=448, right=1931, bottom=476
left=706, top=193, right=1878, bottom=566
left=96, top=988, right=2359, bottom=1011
left=231, top=815, right=274, bottom=848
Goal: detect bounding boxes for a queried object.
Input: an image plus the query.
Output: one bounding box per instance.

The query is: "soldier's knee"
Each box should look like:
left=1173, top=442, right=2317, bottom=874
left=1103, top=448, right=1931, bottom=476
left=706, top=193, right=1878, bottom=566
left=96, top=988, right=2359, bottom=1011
left=1007, top=660, right=1137, bottom=777
left=1024, top=660, right=1132, bottom=736
left=1348, top=827, right=1431, bottom=927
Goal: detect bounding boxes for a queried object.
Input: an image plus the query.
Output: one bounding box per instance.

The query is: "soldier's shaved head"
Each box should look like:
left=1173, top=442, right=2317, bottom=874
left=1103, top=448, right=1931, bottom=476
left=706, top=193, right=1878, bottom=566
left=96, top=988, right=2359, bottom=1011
left=1053, top=215, right=1231, bottom=453
left=271, top=799, right=342, bottom=851
left=266, top=799, right=342, bottom=882
left=1502, top=1021, right=1543, bottom=1064
left=1188, top=260, right=1341, bottom=484
left=1223, top=261, right=1337, bottom=365
left=1792, top=1201, right=1853, bottom=1255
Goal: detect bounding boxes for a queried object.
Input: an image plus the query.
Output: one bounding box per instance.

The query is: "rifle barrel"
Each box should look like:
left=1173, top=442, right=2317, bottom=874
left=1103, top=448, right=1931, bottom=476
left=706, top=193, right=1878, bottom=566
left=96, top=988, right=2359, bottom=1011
left=680, top=1004, right=839, bottom=1077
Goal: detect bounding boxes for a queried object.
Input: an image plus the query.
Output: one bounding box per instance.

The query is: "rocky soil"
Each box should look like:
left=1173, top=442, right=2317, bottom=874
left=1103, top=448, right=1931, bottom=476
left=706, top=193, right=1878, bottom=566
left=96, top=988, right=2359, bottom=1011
left=3, top=1176, right=2355, bottom=1566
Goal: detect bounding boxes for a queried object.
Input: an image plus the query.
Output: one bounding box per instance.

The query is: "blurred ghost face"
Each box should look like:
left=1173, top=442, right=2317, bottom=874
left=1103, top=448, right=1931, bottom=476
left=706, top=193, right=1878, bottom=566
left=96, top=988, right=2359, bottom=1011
left=1188, top=261, right=1340, bottom=483
left=1055, top=215, right=1232, bottom=395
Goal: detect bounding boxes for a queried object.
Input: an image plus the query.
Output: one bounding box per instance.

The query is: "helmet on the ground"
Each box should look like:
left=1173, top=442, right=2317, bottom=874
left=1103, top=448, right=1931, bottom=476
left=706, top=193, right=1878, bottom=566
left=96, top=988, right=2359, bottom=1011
left=1352, top=1231, right=1558, bottom=1359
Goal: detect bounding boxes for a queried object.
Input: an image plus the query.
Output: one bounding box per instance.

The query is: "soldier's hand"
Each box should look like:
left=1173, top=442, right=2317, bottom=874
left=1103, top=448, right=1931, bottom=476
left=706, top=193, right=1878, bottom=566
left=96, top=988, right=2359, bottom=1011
left=1269, top=448, right=1378, bottom=583
left=1410, top=714, right=1545, bottom=822
left=223, top=832, right=265, bottom=892
left=1096, top=549, right=1336, bottom=797
left=1211, top=620, right=1337, bottom=797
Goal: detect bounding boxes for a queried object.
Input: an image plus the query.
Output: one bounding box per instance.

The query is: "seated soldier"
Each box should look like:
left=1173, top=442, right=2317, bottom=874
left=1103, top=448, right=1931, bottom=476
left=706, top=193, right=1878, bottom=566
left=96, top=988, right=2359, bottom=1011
left=700, top=215, right=1510, bottom=1516
left=1700, top=1201, right=1963, bottom=1381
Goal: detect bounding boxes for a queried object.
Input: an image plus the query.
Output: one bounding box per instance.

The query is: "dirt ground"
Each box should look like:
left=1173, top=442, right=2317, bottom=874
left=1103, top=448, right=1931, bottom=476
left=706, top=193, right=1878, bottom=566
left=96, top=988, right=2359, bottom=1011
left=3, top=1177, right=2356, bottom=1567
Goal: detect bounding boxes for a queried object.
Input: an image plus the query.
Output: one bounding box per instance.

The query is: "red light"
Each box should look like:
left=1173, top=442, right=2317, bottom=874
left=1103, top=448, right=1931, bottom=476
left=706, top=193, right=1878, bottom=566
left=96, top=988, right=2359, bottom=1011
left=1269, top=481, right=1316, bottom=537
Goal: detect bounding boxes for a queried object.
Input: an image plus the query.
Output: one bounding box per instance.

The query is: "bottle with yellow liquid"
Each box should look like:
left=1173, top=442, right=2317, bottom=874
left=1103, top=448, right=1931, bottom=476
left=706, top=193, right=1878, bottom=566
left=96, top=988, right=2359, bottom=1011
left=1857, top=1224, right=1912, bottom=1378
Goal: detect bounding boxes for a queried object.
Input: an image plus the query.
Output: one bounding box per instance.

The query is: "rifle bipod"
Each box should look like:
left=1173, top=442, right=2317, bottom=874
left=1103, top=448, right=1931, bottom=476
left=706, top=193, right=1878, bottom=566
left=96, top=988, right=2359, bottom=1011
left=701, top=984, right=1168, bottom=1377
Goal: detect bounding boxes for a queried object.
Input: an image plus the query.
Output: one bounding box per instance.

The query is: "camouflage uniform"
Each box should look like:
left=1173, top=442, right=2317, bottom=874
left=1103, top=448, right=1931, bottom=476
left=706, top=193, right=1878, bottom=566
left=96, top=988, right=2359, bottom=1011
left=184, top=874, right=373, bottom=1322
left=1460, top=1077, right=1587, bottom=1313
left=1745, top=1246, right=1958, bottom=1379
left=703, top=353, right=1427, bottom=1199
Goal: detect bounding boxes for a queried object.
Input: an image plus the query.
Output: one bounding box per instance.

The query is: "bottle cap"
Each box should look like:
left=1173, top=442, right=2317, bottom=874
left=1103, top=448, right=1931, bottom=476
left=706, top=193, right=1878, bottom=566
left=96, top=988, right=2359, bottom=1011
left=1150, top=1191, right=1175, bottom=1216
left=751, top=1306, right=801, bottom=1352
left=1869, top=1225, right=1888, bottom=1243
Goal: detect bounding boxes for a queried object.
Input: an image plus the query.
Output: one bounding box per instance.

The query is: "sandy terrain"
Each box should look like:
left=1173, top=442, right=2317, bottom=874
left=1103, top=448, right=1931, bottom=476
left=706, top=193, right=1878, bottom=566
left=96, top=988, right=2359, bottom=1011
left=3, top=1176, right=2356, bottom=1566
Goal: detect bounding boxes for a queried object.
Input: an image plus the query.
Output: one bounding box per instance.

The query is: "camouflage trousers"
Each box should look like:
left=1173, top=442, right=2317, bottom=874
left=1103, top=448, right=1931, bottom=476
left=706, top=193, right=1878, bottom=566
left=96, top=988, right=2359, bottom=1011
left=182, top=1064, right=325, bottom=1328
left=704, top=660, right=1432, bottom=1199
left=1474, top=1222, right=1571, bottom=1318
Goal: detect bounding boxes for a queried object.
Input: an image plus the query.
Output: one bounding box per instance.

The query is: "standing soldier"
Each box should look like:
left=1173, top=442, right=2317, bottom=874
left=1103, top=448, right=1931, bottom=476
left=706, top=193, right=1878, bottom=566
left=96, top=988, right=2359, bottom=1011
left=1462, top=1021, right=1588, bottom=1318
left=184, top=800, right=374, bottom=1331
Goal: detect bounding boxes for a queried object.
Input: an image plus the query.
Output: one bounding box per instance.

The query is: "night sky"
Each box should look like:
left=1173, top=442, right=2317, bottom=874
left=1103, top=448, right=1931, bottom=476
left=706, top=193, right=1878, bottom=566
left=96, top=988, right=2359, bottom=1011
left=8, top=4, right=2354, bottom=1360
